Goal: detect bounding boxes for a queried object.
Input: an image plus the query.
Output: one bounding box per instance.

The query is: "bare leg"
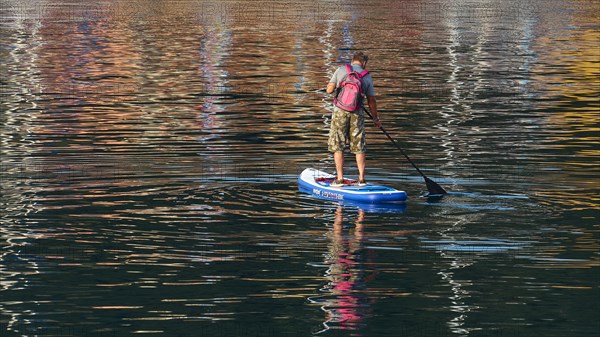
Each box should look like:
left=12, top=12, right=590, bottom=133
left=334, top=151, right=344, bottom=180
left=355, top=152, right=365, bottom=181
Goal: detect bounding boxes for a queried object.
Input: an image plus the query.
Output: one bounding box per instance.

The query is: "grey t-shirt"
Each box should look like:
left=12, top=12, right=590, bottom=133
left=329, top=64, right=375, bottom=97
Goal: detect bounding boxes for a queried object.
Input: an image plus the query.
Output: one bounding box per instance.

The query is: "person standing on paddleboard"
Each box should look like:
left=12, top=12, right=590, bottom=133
left=326, top=52, right=381, bottom=187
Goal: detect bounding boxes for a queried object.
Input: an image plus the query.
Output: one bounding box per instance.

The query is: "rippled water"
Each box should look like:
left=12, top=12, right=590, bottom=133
left=1, top=1, right=599, bottom=336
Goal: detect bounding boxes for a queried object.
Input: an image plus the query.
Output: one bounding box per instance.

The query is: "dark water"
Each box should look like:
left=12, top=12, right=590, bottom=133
left=1, top=1, right=598, bottom=336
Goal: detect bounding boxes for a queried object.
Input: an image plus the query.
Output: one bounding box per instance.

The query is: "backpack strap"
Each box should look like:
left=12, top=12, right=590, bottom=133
left=345, top=63, right=369, bottom=78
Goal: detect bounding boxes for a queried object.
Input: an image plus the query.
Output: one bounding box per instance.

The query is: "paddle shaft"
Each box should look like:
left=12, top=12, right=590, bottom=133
left=363, top=109, right=425, bottom=175
left=364, top=108, right=447, bottom=194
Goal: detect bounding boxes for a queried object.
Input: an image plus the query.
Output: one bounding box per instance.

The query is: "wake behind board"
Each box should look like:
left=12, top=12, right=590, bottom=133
left=298, top=168, right=407, bottom=203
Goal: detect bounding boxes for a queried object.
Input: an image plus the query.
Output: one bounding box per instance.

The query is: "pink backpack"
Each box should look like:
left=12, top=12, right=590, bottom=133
left=334, top=64, right=369, bottom=112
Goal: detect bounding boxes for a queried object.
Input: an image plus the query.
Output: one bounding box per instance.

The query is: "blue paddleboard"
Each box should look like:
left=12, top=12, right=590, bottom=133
left=298, top=168, right=407, bottom=203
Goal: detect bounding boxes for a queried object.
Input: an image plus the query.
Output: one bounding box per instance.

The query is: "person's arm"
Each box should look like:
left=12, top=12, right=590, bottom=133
left=366, top=95, right=381, bottom=128
left=327, top=67, right=342, bottom=94
left=326, top=82, right=336, bottom=94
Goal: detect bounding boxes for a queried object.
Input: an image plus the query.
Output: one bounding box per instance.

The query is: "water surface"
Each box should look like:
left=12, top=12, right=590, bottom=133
left=1, top=1, right=599, bottom=336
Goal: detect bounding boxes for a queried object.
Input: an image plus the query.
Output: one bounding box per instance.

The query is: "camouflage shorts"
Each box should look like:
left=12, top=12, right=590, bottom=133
left=328, top=106, right=365, bottom=154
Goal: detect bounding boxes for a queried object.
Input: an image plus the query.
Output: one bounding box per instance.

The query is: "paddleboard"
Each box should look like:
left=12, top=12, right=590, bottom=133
left=298, top=168, right=407, bottom=203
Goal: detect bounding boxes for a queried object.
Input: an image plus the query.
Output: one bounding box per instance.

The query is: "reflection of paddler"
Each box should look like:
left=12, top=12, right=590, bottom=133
left=320, top=206, right=373, bottom=332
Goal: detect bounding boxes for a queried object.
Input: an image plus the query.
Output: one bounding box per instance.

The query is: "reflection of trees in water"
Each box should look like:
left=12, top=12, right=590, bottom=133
left=1, top=14, right=43, bottom=335
left=0, top=170, right=42, bottom=336
left=434, top=4, right=538, bottom=183
left=0, top=184, right=42, bottom=334
left=196, top=19, right=231, bottom=144
left=436, top=218, right=478, bottom=336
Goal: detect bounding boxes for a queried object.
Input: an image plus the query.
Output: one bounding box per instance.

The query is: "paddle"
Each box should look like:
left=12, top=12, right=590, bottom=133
left=364, top=109, right=447, bottom=195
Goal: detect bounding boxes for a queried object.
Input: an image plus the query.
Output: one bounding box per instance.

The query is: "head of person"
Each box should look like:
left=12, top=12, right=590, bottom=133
left=352, top=52, right=369, bottom=68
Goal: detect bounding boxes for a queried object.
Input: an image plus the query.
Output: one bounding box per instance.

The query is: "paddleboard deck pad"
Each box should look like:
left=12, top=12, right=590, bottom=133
left=298, top=168, right=407, bottom=203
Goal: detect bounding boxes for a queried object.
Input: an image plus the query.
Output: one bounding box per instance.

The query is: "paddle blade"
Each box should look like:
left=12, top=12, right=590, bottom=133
left=425, top=177, right=447, bottom=195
